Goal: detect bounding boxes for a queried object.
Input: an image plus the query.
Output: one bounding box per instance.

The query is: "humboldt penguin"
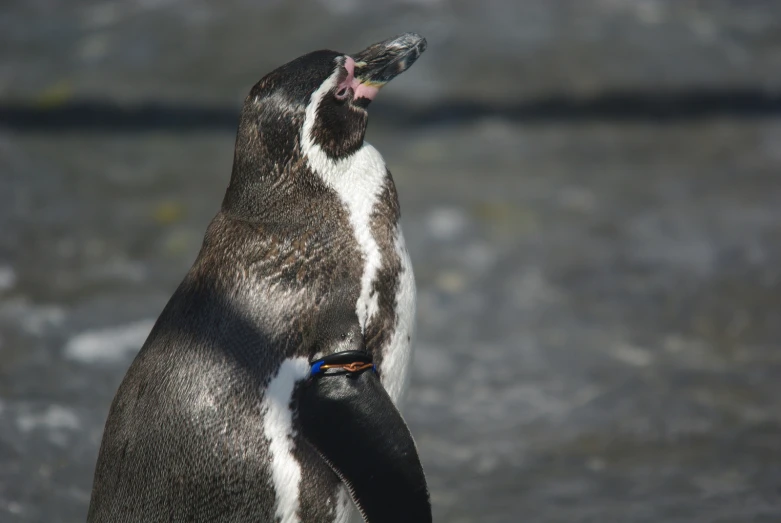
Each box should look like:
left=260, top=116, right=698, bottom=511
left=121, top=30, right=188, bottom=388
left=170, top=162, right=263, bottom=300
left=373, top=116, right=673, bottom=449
left=86, top=33, right=430, bottom=523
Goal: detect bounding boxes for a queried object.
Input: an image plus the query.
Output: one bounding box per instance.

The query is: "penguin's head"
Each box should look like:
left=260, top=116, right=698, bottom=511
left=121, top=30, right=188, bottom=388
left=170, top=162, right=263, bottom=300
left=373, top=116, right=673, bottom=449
left=236, top=33, right=427, bottom=165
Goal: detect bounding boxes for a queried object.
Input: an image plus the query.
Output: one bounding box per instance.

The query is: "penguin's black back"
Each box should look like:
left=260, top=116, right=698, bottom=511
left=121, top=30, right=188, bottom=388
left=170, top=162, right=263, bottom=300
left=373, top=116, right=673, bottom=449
left=88, top=207, right=363, bottom=522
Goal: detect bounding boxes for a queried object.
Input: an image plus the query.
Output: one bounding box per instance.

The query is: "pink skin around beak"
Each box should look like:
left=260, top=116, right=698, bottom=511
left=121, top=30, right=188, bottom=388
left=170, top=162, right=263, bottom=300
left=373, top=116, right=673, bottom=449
left=342, top=56, right=380, bottom=102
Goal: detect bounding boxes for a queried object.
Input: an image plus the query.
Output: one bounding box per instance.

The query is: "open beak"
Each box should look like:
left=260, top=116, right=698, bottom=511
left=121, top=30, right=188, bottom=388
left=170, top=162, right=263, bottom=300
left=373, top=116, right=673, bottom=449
left=350, top=33, right=427, bottom=102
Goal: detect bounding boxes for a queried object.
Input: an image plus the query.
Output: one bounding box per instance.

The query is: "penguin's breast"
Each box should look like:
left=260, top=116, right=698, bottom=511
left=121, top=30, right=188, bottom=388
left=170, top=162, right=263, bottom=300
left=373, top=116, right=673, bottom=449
left=372, top=228, right=416, bottom=405
left=307, top=143, right=416, bottom=404
left=362, top=201, right=416, bottom=406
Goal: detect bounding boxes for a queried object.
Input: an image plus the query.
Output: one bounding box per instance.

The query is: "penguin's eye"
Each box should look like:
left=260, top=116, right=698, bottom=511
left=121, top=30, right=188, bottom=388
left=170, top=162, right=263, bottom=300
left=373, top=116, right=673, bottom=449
left=334, top=87, right=349, bottom=101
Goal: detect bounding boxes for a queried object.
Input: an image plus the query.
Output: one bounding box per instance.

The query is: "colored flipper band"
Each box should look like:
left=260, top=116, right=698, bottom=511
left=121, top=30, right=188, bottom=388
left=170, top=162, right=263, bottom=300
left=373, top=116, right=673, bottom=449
left=310, top=350, right=376, bottom=377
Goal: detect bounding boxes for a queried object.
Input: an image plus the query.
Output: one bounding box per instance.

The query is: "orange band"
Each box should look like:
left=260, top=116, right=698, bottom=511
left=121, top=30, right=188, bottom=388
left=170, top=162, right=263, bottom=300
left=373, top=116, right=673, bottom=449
left=319, top=362, right=375, bottom=373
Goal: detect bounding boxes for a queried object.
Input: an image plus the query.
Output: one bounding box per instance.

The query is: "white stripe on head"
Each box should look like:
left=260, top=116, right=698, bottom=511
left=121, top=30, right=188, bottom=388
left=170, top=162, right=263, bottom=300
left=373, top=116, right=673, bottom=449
left=261, top=357, right=310, bottom=523
left=300, top=57, right=388, bottom=333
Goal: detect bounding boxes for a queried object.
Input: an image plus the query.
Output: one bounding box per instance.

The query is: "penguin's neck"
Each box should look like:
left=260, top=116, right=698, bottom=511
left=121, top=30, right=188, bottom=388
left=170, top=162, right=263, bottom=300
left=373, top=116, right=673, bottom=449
left=305, top=141, right=393, bottom=333
left=221, top=108, right=309, bottom=223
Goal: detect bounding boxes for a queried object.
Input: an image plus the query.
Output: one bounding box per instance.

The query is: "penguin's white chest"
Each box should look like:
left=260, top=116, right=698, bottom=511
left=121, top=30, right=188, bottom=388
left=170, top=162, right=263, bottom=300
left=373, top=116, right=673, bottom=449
left=379, top=228, right=416, bottom=404
left=313, top=143, right=388, bottom=332
left=303, top=142, right=416, bottom=405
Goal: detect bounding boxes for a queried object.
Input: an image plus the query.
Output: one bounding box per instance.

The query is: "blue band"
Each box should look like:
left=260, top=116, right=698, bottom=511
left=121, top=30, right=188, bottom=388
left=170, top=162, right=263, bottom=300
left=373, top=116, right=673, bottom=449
left=308, top=351, right=375, bottom=377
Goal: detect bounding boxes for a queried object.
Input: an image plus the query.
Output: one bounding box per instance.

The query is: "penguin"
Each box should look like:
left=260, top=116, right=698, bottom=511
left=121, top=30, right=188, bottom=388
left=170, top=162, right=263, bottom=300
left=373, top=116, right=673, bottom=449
left=86, top=33, right=429, bottom=523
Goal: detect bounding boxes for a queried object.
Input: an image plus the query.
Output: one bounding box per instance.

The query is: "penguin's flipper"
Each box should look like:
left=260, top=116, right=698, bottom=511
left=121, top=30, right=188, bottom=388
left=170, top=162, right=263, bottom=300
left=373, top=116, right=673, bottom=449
left=297, top=366, right=431, bottom=523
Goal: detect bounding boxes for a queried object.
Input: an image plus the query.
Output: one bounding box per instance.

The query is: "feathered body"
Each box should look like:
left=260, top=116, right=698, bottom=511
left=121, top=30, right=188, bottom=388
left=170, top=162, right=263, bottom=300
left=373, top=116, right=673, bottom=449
left=88, top=35, right=427, bottom=523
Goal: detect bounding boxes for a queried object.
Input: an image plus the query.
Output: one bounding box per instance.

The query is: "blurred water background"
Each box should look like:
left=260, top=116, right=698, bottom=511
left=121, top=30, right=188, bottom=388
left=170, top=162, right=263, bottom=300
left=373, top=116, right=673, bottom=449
left=2, top=1, right=781, bottom=521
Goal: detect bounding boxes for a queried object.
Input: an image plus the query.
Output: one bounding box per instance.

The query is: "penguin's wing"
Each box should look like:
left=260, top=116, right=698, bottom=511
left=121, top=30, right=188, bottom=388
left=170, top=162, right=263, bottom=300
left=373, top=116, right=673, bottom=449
left=297, top=366, right=432, bottom=523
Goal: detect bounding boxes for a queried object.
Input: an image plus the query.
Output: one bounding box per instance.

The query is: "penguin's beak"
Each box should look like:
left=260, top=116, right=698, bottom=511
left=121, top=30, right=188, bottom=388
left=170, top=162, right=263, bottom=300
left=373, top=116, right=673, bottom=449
left=351, top=33, right=427, bottom=102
